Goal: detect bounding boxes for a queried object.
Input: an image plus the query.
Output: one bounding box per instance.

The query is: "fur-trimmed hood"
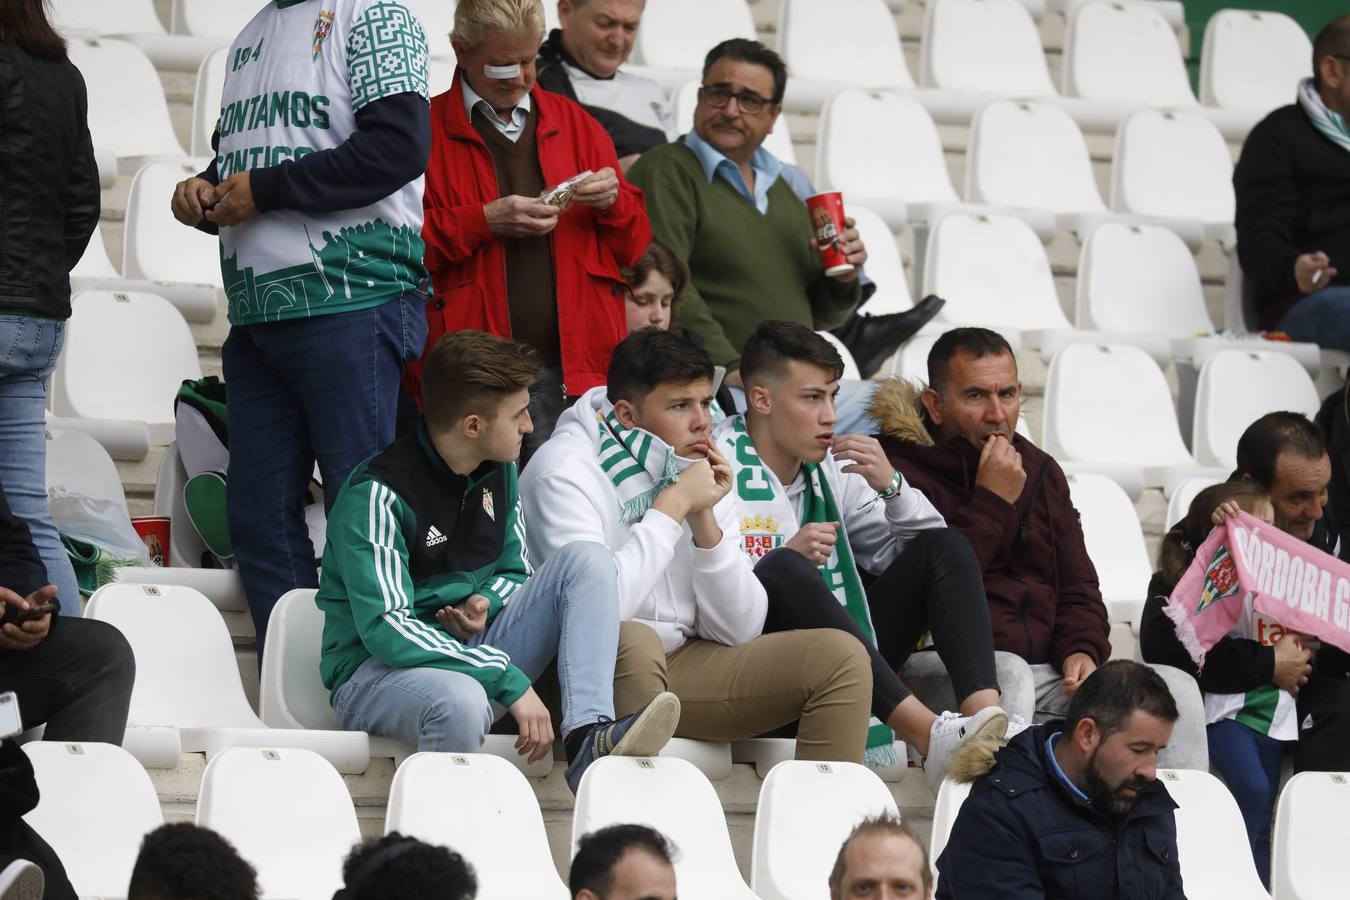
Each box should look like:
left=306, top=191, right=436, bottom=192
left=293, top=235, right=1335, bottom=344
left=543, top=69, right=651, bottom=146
left=867, top=377, right=935, bottom=446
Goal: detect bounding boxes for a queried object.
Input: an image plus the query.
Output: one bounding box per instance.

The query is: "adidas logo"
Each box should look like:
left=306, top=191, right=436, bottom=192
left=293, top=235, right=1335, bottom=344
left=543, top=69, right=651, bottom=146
left=425, top=525, right=447, bottom=548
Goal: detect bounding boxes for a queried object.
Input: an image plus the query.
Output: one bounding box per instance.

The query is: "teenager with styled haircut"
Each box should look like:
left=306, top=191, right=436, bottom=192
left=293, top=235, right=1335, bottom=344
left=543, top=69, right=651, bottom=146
left=521, top=328, right=875, bottom=763
left=714, top=321, right=1016, bottom=787
left=318, top=331, right=679, bottom=793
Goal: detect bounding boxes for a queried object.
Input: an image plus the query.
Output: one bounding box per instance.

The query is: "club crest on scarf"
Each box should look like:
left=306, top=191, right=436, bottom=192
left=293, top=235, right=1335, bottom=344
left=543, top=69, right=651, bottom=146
left=1195, top=545, right=1240, bottom=615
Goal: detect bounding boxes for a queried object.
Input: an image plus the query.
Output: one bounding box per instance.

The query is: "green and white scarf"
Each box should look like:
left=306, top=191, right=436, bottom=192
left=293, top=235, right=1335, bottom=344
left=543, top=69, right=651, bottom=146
left=722, top=417, right=897, bottom=762
left=1299, top=77, right=1350, bottom=153
left=596, top=410, right=683, bottom=523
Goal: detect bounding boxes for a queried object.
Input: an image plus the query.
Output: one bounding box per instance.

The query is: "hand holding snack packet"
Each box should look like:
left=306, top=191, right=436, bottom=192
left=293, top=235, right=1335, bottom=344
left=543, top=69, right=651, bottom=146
left=567, top=168, right=620, bottom=210
left=539, top=170, right=593, bottom=211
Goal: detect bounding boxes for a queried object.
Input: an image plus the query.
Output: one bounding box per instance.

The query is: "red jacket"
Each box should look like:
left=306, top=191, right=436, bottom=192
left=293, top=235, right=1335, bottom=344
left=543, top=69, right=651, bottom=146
left=406, top=74, right=651, bottom=398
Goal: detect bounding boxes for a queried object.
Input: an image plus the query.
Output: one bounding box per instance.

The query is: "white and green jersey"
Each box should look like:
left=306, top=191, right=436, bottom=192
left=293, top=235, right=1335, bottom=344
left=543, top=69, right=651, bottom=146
left=1202, top=595, right=1299, bottom=741
left=216, top=0, right=429, bottom=325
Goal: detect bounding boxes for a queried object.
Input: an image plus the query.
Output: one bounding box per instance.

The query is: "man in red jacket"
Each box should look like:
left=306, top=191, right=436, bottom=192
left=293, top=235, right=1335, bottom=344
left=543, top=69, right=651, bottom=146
left=870, top=327, right=1111, bottom=722
left=408, top=0, right=651, bottom=463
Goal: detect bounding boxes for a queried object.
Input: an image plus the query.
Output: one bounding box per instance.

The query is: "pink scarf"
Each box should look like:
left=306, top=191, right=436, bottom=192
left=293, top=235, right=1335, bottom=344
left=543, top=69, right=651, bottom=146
left=1165, top=511, right=1350, bottom=666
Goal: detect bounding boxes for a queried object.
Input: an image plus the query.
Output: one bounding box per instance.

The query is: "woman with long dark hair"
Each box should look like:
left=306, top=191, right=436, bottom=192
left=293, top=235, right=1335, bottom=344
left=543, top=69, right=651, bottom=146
left=0, top=0, right=100, bottom=611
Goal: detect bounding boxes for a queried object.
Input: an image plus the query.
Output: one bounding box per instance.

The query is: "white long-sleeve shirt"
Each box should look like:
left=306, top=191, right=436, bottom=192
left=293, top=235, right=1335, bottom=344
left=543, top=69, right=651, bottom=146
left=520, top=389, right=767, bottom=653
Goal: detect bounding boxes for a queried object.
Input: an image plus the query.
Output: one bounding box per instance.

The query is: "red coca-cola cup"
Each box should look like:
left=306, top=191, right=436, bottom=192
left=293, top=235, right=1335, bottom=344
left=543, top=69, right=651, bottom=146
left=131, top=516, right=171, bottom=567
left=805, top=192, right=855, bottom=277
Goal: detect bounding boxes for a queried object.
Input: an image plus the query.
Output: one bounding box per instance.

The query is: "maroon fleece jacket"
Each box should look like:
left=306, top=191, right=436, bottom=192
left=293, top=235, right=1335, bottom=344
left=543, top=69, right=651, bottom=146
left=881, top=432, right=1111, bottom=669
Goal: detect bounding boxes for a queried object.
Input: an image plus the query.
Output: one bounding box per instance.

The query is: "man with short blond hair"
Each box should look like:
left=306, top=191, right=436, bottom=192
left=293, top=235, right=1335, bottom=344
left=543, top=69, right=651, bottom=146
left=409, top=0, right=651, bottom=463
left=829, top=815, right=931, bottom=900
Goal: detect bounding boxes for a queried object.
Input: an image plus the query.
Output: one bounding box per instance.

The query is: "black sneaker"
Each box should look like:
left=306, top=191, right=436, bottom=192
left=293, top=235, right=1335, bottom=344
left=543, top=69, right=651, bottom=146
left=564, top=691, right=681, bottom=794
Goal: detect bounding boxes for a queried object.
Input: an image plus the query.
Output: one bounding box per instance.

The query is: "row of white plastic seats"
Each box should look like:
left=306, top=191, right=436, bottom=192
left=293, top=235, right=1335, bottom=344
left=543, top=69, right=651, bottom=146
left=821, top=90, right=1236, bottom=251
left=72, top=0, right=1305, bottom=179
left=81, top=578, right=908, bottom=788
left=651, top=0, right=1301, bottom=140
left=23, top=738, right=902, bottom=900
left=930, top=769, right=1350, bottom=900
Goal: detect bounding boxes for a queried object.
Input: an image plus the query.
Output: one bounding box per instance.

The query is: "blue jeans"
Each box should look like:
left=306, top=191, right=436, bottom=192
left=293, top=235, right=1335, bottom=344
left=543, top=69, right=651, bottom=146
left=222, top=293, right=427, bottom=652
left=1207, top=717, right=1285, bottom=888
left=330, top=541, right=620, bottom=751
left=0, top=315, right=79, bottom=612
left=1278, top=286, right=1350, bottom=351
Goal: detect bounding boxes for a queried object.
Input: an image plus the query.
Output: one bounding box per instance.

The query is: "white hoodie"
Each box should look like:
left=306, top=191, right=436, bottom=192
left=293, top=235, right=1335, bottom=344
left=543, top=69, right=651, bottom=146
left=519, top=387, right=768, bottom=653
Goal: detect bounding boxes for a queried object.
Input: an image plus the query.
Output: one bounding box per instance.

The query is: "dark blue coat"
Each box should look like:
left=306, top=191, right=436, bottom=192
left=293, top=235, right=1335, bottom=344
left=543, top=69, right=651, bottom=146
left=936, top=723, right=1185, bottom=900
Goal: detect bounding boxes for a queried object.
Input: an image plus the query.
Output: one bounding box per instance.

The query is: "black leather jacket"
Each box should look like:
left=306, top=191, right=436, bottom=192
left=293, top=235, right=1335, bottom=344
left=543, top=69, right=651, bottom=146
left=0, top=41, right=100, bottom=319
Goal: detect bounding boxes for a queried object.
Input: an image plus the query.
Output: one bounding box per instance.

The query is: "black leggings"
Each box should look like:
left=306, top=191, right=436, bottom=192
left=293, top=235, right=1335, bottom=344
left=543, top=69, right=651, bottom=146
left=755, top=528, right=999, bottom=721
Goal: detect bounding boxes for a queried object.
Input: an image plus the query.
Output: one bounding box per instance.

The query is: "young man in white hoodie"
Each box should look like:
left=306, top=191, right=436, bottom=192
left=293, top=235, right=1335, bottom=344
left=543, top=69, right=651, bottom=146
left=522, top=328, right=1008, bottom=778
left=522, top=328, right=872, bottom=761
left=713, top=321, right=1017, bottom=786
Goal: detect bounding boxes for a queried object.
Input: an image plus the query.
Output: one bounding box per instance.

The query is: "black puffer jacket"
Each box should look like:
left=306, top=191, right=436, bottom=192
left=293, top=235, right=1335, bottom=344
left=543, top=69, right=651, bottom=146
left=0, top=41, right=100, bottom=319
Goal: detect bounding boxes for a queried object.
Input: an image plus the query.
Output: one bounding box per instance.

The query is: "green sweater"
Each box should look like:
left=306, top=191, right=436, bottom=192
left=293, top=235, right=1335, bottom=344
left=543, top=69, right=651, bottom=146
left=317, top=427, right=532, bottom=707
left=627, top=141, right=860, bottom=368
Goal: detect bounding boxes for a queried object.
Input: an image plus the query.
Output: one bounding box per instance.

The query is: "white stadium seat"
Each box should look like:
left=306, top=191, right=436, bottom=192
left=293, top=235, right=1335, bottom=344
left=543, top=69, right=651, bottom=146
left=922, top=212, right=1064, bottom=344
left=171, top=0, right=259, bottom=40
left=921, top=0, right=1056, bottom=98
left=259, top=588, right=554, bottom=776
left=964, top=100, right=1107, bottom=226
left=815, top=89, right=951, bottom=229
left=1111, top=110, right=1237, bottom=244
left=1272, top=771, right=1350, bottom=900
left=574, top=757, right=758, bottom=898
left=929, top=778, right=973, bottom=879
left=51, top=291, right=202, bottom=447
left=1075, top=222, right=1321, bottom=434
left=671, top=80, right=796, bottom=165
left=71, top=225, right=219, bottom=328
left=386, top=753, right=569, bottom=900
left=1200, top=10, right=1312, bottom=114
left=198, top=747, right=360, bottom=900
left=751, top=761, right=899, bottom=900
left=1062, top=1, right=1195, bottom=109
left=1192, top=350, right=1322, bottom=471
left=23, top=742, right=165, bottom=899
left=1067, top=473, right=1152, bottom=626
left=122, top=160, right=223, bottom=322
left=1159, top=768, right=1270, bottom=899
left=849, top=206, right=916, bottom=317
left=50, top=0, right=224, bottom=71
left=1043, top=344, right=1221, bottom=492
left=1165, top=476, right=1222, bottom=532
left=778, top=0, right=914, bottom=110
left=1050, top=0, right=1185, bottom=29
left=85, top=582, right=370, bottom=772
left=192, top=47, right=228, bottom=157
left=629, top=0, right=756, bottom=90
left=45, top=428, right=130, bottom=516
left=68, top=38, right=187, bottom=171
left=922, top=212, right=1168, bottom=365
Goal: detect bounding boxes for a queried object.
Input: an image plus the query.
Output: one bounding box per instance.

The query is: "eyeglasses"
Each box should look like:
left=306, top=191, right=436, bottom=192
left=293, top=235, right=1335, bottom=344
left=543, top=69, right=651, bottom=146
left=697, top=85, right=774, bottom=116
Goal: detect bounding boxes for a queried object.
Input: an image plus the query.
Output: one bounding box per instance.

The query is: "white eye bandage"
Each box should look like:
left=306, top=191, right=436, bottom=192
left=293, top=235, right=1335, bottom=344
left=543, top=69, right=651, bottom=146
left=484, top=63, right=522, bottom=79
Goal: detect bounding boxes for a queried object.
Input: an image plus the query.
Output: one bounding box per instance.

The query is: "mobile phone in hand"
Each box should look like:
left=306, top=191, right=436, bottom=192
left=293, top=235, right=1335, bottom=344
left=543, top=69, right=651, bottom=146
left=0, top=692, right=23, bottom=740
left=0, top=601, right=55, bottom=628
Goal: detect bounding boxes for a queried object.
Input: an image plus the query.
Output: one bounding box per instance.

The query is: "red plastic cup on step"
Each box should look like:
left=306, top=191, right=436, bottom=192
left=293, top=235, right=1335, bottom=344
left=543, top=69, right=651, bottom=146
left=805, top=191, right=855, bottom=277
left=131, top=516, right=171, bottom=567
